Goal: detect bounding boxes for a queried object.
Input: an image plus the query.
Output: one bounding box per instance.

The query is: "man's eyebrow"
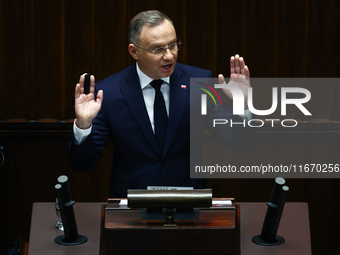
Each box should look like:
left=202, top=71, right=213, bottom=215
left=150, top=43, right=163, bottom=48
left=168, top=38, right=177, bottom=45
left=151, top=39, right=177, bottom=48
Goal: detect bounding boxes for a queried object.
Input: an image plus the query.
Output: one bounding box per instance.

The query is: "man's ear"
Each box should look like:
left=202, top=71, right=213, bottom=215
left=128, top=44, right=138, bottom=60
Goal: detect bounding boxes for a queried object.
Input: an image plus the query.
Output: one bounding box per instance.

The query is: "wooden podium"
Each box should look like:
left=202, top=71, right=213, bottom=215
left=100, top=199, right=239, bottom=255
left=26, top=202, right=311, bottom=255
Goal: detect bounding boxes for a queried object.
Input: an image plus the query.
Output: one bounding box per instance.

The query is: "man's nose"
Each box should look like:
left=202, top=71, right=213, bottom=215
left=163, top=48, right=173, bottom=60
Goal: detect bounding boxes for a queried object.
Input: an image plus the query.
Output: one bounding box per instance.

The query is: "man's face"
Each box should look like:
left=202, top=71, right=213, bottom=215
left=130, top=19, right=178, bottom=80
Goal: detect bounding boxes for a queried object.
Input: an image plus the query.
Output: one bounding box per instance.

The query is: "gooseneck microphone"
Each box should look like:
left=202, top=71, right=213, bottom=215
left=54, top=175, right=87, bottom=246
left=252, top=177, right=289, bottom=246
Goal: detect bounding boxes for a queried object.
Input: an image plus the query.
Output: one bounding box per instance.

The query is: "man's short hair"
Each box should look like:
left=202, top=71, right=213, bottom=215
left=128, top=10, right=174, bottom=44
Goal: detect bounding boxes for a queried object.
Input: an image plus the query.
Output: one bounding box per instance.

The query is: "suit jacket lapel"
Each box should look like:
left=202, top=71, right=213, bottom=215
left=120, top=64, right=160, bottom=154
left=163, top=65, right=188, bottom=155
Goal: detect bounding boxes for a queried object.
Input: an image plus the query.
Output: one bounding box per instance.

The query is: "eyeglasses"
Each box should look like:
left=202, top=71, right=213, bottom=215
left=133, top=38, right=181, bottom=56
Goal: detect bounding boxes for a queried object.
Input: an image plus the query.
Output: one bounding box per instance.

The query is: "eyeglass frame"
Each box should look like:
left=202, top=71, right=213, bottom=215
left=133, top=38, right=181, bottom=56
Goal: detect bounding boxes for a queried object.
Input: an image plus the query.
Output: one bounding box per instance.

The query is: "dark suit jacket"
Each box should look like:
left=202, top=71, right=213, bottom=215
left=67, top=63, right=253, bottom=198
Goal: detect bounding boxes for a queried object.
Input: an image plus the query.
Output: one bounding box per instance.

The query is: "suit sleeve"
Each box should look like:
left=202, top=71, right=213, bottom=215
left=206, top=89, right=255, bottom=152
left=66, top=83, right=111, bottom=172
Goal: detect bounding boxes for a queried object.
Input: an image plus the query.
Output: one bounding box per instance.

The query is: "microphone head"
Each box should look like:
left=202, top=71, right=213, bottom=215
left=275, top=177, right=285, bottom=185
left=282, top=186, right=289, bottom=192
left=57, top=175, right=72, bottom=202
left=55, top=184, right=62, bottom=190
left=57, top=175, right=68, bottom=184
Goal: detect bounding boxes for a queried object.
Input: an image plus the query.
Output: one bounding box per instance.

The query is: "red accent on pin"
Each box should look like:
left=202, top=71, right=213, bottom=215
left=181, top=85, right=186, bottom=89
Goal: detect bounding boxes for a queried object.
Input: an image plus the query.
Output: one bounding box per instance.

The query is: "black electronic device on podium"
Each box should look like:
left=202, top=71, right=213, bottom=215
left=127, top=189, right=213, bottom=226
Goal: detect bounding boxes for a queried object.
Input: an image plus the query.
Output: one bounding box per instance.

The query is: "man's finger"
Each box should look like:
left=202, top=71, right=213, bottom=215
left=79, top=74, right=85, bottom=90
left=230, top=56, right=236, bottom=74
left=235, top=54, right=241, bottom=74
left=89, top=75, right=96, bottom=94
left=96, top=90, right=104, bottom=104
left=244, top=65, right=250, bottom=78
left=218, top=74, right=225, bottom=84
left=239, top=57, right=245, bottom=69
left=75, top=83, right=81, bottom=98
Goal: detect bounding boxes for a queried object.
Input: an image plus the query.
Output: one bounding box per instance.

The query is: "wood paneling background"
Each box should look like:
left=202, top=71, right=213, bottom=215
left=0, top=0, right=339, bottom=254
left=1, top=0, right=340, bottom=120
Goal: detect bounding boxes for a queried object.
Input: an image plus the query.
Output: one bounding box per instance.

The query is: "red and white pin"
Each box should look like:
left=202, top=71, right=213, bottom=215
left=181, top=85, right=186, bottom=89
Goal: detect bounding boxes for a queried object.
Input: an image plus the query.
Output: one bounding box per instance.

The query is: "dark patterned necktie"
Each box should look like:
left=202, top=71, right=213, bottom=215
left=150, top=80, right=168, bottom=152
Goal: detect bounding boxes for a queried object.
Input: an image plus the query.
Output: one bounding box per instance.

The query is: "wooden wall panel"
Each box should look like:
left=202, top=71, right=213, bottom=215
left=2, top=0, right=35, bottom=120
left=33, top=1, right=62, bottom=119
left=275, top=0, right=310, bottom=77
left=1, top=0, right=339, bottom=121
left=308, top=0, right=340, bottom=77
left=185, top=0, right=217, bottom=72
left=216, top=0, right=253, bottom=77
left=64, top=0, right=93, bottom=120
left=94, top=0, right=128, bottom=80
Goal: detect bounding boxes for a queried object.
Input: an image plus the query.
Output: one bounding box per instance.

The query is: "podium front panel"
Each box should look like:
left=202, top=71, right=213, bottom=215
left=102, top=207, right=239, bottom=254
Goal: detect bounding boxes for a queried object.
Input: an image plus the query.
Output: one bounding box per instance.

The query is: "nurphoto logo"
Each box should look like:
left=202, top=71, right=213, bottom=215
left=200, top=81, right=312, bottom=128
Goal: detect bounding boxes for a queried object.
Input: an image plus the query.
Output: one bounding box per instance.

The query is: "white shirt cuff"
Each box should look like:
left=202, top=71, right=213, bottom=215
left=238, top=109, right=252, bottom=121
left=73, top=119, right=92, bottom=145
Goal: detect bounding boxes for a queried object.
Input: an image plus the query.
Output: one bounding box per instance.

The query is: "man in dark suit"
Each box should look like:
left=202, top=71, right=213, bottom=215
left=67, top=10, right=252, bottom=198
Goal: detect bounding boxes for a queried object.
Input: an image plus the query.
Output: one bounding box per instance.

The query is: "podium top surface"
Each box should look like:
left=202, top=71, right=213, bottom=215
left=238, top=202, right=311, bottom=255
left=28, top=202, right=311, bottom=255
left=28, top=202, right=103, bottom=255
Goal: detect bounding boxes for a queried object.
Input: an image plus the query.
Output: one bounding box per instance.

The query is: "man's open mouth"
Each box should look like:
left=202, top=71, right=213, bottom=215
left=161, top=64, right=173, bottom=71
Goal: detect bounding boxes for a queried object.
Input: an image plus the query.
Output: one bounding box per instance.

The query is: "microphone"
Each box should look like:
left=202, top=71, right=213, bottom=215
left=252, top=177, right=289, bottom=246
left=54, top=175, right=87, bottom=245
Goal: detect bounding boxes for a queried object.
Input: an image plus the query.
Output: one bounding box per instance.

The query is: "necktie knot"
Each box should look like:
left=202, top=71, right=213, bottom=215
left=150, top=79, right=163, bottom=92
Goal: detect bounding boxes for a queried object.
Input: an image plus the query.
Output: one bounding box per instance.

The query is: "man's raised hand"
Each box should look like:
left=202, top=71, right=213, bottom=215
left=74, top=74, right=103, bottom=129
left=219, top=54, right=250, bottom=109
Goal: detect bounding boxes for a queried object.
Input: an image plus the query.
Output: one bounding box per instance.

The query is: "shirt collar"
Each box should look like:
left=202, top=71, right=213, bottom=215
left=136, top=62, right=170, bottom=89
